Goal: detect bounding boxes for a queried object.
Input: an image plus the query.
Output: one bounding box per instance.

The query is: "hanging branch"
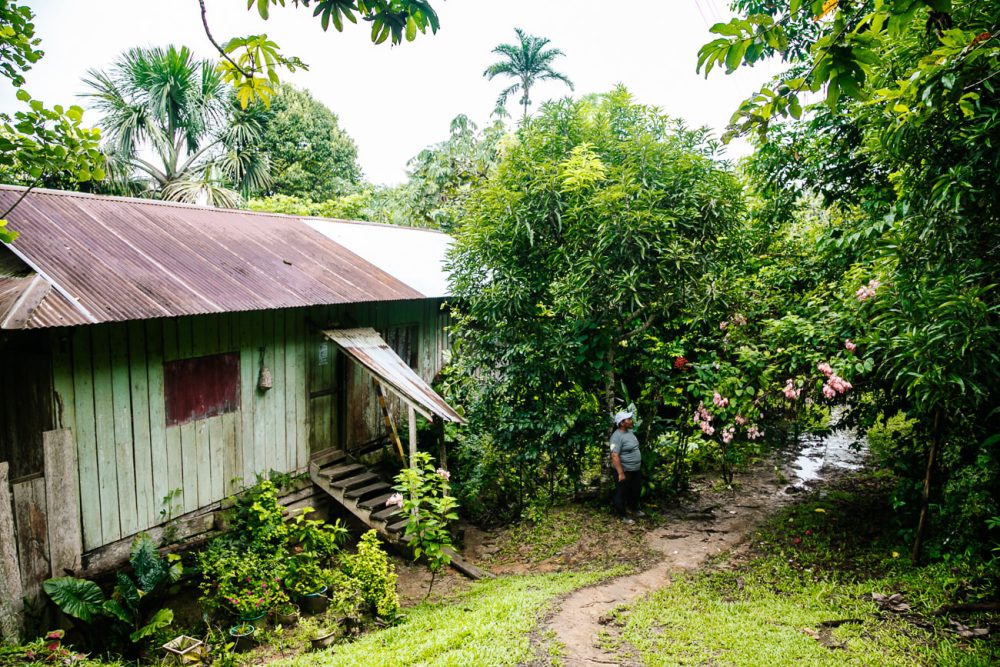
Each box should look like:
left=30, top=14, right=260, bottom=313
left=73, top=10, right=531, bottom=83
left=197, top=0, right=254, bottom=80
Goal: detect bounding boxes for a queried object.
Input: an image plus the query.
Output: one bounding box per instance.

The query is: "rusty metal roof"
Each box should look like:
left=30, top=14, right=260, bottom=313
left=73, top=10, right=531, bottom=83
left=324, top=327, right=464, bottom=423
left=0, top=186, right=426, bottom=329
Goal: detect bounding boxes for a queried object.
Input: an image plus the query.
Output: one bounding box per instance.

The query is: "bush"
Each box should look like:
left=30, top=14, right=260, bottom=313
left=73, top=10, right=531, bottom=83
left=341, top=530, right=399, bottom=619
left=197, top=544, right=288, bottom=620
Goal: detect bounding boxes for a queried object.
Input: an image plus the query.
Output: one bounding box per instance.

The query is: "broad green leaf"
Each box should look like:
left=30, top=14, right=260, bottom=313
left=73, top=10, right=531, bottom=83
left=130, top=608, right=174, bottom=642
left=43, top=577, right=106, bottom=622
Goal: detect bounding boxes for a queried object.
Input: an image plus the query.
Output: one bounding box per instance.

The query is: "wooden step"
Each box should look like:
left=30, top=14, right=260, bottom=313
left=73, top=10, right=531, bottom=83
left=311, top=448, right=348, bottom=467
left=358, top=493, right=395, bottom=511
left=386, top=519, right=408, bottom=534
left=322, top=463, right=365, bottom=481
left=345, top=482, right=391, bottom=501
left=330, top=472, right=379, bottom=491
left=370, top=505, right=403, bottom=523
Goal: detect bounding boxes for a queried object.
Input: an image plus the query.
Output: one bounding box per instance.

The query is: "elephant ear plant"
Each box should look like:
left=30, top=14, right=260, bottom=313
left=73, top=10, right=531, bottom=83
left=43, top=533, right=182, bottom=654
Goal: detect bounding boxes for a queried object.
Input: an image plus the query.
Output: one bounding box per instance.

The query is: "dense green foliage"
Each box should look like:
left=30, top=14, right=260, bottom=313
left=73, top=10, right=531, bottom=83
left=84, top=45, right=269, bottom=207
left=704, top=0, right=1000, bottom=559
left=447, top=87, right=745, bottom=520
left=256, top=84, right=361, bottom=201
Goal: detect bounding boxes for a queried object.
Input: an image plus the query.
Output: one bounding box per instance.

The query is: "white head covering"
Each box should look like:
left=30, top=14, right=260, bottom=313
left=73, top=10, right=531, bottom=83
left=613, top=410, right=633, bottom=426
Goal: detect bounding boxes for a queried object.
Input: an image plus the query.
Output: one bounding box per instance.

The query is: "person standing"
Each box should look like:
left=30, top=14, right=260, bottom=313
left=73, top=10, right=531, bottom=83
left=610, top=410, right=643, bottom=523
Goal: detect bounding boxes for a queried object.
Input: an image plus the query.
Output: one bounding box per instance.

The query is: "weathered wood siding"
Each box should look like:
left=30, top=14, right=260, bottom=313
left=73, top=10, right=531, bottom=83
left=47, top=299, right=448, bottom=551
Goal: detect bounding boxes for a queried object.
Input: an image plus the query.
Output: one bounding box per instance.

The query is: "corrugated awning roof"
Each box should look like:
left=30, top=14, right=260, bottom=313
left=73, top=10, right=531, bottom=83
left=323, top=327, right=464, bottom=424
left=0, top=186, right=433, bottom=329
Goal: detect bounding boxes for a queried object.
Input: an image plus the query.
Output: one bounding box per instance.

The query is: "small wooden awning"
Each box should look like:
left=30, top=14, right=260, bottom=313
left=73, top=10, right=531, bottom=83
left=322, top=327, right=464, bottom=423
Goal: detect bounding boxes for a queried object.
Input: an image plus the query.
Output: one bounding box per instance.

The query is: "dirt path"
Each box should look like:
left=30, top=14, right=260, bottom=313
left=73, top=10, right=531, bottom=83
left=543, top=466, right=798, bottom=666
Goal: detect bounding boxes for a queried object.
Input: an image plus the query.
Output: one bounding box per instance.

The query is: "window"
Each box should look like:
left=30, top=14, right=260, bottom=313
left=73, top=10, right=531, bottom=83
left=164, top=353, right=240, bottom=426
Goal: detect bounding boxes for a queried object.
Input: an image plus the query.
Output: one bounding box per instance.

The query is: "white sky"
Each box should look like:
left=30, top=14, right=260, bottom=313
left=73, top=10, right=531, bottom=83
left=2, top=0, right=780, bottom=185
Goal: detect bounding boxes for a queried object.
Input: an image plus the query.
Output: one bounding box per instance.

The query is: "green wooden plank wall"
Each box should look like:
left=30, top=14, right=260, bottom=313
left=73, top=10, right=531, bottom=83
left=51, top=308, right=313, bottom=550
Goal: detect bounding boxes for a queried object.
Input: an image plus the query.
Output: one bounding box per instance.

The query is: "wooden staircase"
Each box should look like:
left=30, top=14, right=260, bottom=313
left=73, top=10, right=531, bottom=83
left=308, top=448, right=489, bottom=579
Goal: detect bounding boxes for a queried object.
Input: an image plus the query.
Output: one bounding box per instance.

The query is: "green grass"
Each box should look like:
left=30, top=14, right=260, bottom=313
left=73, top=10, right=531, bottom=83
left=610, top=475, right=1000, bottom=666
left=276, top=569, right=624, bottom=666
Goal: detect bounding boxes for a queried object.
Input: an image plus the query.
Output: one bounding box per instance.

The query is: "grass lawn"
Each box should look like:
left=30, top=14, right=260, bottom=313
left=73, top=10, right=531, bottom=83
left=606, top=474, right=1000, bottom=666
left=275, top=569, right=625, bottom=666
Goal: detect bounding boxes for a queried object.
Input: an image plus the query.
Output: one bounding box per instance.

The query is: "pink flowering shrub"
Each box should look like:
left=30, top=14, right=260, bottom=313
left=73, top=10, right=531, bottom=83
left=845, top=339, right=857, bottom=351
left=783, top=379, right=801, bottom=400
left=855, top=278, right=880, bottom=301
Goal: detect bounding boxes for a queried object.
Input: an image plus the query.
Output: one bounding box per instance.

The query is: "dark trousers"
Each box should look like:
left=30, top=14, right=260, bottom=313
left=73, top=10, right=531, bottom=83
left=613, top=470, right=642, bottom=516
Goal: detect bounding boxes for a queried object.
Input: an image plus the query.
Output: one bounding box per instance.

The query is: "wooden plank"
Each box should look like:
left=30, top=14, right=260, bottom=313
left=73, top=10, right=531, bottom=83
left=13, top=476, right=49, bottom=606
left=208, top=415, right=225, bottom=502
left=222, top=410, right=239, bottom=495
left=195, top=417, right=211, bottom=507
left=127, top=321, right=155, bottom=529
left=71, top=327, right=102, bottom=549
left=239, top=312, right=256, bottom=484
left=272, top=311, right=287, bottom=473
left=294, top=311, right=309, bottom=469
left=80, top=513, right=216, bottom=576
left=178, top=317, right=197, bottom=514
left=146, top=321, right=169, bottom=525
left=252, top=311, right=269, bottom=479
left=162, top=319, right=185, bottom=512
left=0, top=463, right=24, bottom=642
left=110, top=324, right=139, bottom=537
left=91, top=325, right=121, bottom=543
left=284, top=310, right=301, bottom=470
left=50, top=330, right=76, bottom=435
left=43, top=429, right=82, bottom=575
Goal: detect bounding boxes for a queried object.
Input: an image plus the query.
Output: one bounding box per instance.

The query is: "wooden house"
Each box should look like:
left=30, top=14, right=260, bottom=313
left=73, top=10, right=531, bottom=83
left=0, top=186, right=462, bottom=638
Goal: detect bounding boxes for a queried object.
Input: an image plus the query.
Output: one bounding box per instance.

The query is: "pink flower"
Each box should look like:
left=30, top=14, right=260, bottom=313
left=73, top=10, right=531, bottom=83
left=699, top=421, right=715, bottom=436
left=817, top=362, right=834, bottom=377
left=436, top=468, right=451, bottom=481
left=783, top=379, right=801, bottom=400
left=386, top=492, right=404, bottom=508
left=822, top=383, right=836, bottom=399
left=855, top=279, right=880, bottom=301
left=712, top=391, right=729, bottom=408
left=845, top=339, right=856, bottom=352
left=719, top=321, right=729, bottom=330
left=722, top=426, right=735, bottom=444
left=747, top=425, right=764, bottom=440
left=735, top=414, right=748, bottom=426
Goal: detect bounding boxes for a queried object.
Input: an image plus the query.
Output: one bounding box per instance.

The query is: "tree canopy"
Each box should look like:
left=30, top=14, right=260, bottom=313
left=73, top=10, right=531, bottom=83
left=256, top=84, right=361, bottom=201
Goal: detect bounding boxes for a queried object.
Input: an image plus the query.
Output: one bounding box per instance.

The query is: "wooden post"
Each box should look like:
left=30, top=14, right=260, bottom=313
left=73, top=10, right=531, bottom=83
left=0, top=462, right=24, bottom=643
left=44, top=429, right=82, bottom=575
left=374, top=381, right=406, bottom=463
left=434, top=416, right=447, bottom=470
left=408, top=406, right=417, bottom=470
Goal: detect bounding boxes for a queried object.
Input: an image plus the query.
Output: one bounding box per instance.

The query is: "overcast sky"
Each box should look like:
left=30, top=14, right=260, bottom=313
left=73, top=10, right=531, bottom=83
left=2, top=0, right=780, bottom=185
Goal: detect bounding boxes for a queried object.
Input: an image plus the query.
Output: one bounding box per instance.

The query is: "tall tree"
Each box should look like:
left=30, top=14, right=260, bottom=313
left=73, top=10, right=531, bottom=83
left=447, top=88, right=743, bottom=518
left=484, top=28, right=574, bottom=118
left=257, top=84, right=361, bottom=201
left=84, top=45, right=269, bottom=207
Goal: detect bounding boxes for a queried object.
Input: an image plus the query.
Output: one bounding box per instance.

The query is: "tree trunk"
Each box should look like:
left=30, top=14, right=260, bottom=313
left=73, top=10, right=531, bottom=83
left=912, top=408, right=942, bottom=563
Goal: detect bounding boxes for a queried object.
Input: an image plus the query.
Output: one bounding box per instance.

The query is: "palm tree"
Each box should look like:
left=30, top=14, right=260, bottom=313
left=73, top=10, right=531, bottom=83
left=83, top=45, right=269, bottom=207
left=483, top=28, right=574, bottom=119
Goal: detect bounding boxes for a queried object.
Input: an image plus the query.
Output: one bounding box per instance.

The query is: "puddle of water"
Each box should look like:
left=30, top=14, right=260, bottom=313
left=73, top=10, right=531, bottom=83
left=790, top=409, right=867, bottom=484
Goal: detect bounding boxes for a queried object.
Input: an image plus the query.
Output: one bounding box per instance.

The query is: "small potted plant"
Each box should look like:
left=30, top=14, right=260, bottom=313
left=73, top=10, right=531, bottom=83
left=284, top=555, right=328, bottom=615
left=228, top=622, right=256, bottom=653
left=301, top=617, right=338, bottom=650
left=274, top=601, right=300, bottom=627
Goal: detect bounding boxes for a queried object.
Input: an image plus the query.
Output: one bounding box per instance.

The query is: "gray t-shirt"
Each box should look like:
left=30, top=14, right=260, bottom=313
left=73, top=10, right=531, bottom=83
left=610, top=429, right=641, bottom=471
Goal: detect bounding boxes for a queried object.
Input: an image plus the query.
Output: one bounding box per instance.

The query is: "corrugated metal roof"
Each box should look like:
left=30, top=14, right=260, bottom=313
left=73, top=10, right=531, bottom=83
left=324, top=327, right=464, bottom=423
left=304, top=218, right=452, bottom=298
left=0, top=186, right=427, bottom=329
